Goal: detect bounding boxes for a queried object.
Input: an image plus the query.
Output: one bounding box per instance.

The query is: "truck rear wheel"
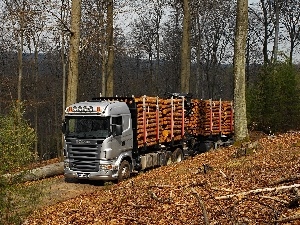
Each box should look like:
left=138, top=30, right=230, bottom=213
left=172, top=148, right=183, bottom=163
left=165, top=151, right=173, bottom=165
left=118, top=160, right=131, bottom=182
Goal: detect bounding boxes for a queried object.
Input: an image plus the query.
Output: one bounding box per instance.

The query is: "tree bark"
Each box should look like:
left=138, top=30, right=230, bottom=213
left=66, top=0, right=81, bottom=106
left=100, top=2, right=106, bottom=97
left=260, top=0, right=270, bottom=64
left=272, top=0, right=280, bottom=62
left=106, top=0, right=114, bottom=96
left=180, top=0, right=191, bottom=93
left=233, top=0, right=249, bottom=142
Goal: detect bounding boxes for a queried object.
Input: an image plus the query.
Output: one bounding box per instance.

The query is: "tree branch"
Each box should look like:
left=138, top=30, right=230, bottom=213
left=191, top=188, right=210, bottom=225
left=274, top=214, right=300, bottom=223
left=216, top=184, right=300, bottom=200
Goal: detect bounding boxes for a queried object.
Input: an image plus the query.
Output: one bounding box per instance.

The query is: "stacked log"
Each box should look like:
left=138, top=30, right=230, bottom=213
left=185, top=99, right=202, bottom=136
left=160, top=98, right=184, bottom=143
left=134, top=96, right=185, bottom=148
left=220, top=101, right=234, bottom=135
left=133, top=96, right=233, bottom=148
left=135, top=96, right=161, bottom=148
left=197, top=100, right=234, bottom=136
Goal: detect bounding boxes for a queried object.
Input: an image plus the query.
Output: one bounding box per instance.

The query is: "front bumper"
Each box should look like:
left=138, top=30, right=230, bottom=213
left=64, top=160, right=119, bottom=181
left=64, top=167, right=118, bottom=181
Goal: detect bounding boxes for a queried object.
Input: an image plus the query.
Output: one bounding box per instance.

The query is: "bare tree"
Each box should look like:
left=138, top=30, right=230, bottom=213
left=180, top=0, right=191, bottom=93
left=106, top=0, right=114, bottom=96
left=272, top=0, right=280, bottom=62
left=79, top=0, right=105, bottom=98
left=161, top=2, right=181, bottom=94
left=130, top=16, right=156, bottom=93
left=26, top=2, right=46, bottom=157
left=281, top=0, right=300, bottom=63
left=66, top=0, right=81, bottom=107
left=234, top=0, right=248, bottom=141
left=3, top=0, right=27, bottom=111
left=249, top=0, right=276, bottom=64
left=128, top=0, right=167, bottom=95
left=191, top=0, right=235, bottom=99
left=59, top=0, right=71, bottom=115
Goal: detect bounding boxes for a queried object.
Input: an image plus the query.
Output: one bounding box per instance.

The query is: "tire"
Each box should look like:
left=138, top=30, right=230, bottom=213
left=165, top=151, right=173, bottom=166
left=118, top=160, right=131, bottom=182
left=64, top=177, right=78, bottom=183
left=172, top=148, right=183, bottom=163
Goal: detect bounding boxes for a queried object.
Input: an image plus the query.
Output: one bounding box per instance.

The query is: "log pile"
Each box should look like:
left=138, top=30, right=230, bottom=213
left=135, top=96, right=185, bottom=148
left=160, top=98, right=184, bottom=143
left=135, top=96, right=161, bottom=148
left=197, top=100, right=234, bottom=136
left=133, top=96, right=234, bottom=148
left=185, top=99, right=201, bottom=136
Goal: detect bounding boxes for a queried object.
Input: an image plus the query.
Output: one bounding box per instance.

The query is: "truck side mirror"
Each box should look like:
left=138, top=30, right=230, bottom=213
left=112, top=124, right=122, bottom=136
left=62, top=121, right=66, bottom=134
left=116, top=125, right=122, bottom=136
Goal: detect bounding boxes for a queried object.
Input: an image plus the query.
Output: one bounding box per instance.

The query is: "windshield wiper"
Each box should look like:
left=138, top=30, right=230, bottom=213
left=66, top=133, right=78, bottom=138
left=78, top=133, right=87, bottom=138
left=86, top=134, right=97, bottom=138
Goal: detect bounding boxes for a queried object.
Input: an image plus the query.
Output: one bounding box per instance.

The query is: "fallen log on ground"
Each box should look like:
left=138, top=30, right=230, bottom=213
left=3, top=162, right=64, bottom=183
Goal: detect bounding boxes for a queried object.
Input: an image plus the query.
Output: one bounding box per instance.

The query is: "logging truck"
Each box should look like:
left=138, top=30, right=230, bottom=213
left=62, top=93, right=234, bottom=182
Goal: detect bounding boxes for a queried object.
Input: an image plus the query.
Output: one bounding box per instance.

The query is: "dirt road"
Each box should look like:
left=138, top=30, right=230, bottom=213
left=35, top=175, right=109, bottom=208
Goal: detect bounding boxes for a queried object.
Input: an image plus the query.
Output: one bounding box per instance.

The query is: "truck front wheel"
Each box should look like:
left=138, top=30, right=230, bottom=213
left=118, top=160, right=131, bottom=182
left=172, top=148, right=183, bottom=163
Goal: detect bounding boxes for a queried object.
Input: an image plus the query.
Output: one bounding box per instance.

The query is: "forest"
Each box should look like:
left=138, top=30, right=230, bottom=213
left=0, top=0, right=300, bottom=160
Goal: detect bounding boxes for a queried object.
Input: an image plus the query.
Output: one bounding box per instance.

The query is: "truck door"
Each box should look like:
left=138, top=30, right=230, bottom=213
left=111, top=115, right=133, bottom=154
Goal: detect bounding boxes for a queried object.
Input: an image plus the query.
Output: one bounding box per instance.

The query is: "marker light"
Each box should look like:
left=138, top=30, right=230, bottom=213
left=69, top=105, right=94, bottom=112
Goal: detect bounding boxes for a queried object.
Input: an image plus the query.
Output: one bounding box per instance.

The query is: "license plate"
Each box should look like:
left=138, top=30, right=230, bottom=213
left=77, top=173, right=89, bottom=178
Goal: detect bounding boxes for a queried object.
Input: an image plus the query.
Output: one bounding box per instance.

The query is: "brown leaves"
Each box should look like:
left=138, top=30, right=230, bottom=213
left=25, top=132, right=300, bottom=224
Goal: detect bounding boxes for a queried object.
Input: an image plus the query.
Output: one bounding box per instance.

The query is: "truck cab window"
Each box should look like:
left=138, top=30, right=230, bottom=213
left=112, top=116, right=123, bottom=136
left=112, top=116, right=122, bottom=126
left=66, top=116, right=110, bottom=138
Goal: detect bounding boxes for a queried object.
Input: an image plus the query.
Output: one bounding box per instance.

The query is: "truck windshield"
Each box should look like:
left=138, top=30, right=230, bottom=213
left=65, top=116, right=110, bottom=138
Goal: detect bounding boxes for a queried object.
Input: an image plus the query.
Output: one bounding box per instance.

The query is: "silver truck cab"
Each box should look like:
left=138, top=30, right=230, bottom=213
left=62, top=100, right=134, bottom=181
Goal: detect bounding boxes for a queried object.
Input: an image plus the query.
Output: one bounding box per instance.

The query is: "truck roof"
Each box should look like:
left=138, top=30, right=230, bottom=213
left=65, top=100, right=130, bottom=116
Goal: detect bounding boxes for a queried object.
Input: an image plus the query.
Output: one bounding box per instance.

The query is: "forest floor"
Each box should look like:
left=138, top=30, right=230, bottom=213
left=23, top=131, right=300, bottom=225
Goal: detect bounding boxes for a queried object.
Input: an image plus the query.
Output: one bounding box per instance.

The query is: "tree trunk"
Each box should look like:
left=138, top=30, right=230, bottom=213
left=155, top=23, right=160, bottom=95
left=17, top=12, right=24, bottom=149
left=66, top=0, right=81, bottom=106
left=233, top=0, right=249, bottom=142
left=34, top=37, right=39, bottom=158
left=18, top=30, right=23, bottom=106
left=106, top=0, right=114, bottom=97
left=261, top=0, right=270, bottom=64
left=272, top=0, right=279, bottom=62
left=180, top=0, right=191, bottom=93
left=290, top=38, right=294, bottom=64
left=101, top=44, right=107, bottom=96
left=195, top=14, right=202, bottom=98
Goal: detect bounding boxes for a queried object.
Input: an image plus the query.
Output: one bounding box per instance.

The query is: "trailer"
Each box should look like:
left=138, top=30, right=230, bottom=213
left=62, top=93, right=234, bottom=182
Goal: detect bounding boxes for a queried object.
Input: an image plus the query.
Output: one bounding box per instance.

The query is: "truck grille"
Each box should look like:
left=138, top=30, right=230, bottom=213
left=67, top=143, right=100, bottom=172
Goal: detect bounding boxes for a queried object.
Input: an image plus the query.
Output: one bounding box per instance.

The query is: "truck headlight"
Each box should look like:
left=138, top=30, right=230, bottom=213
left=64, top=161, right=69, bottom=168
left=99, top=164, right=117, bottom=170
